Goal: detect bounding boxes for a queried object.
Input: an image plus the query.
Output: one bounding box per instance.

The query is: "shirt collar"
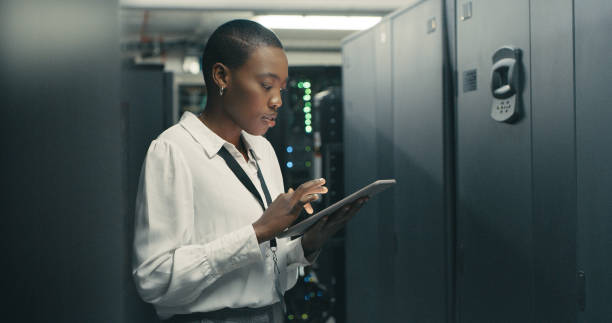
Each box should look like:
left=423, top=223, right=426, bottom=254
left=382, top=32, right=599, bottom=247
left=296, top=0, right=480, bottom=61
left=179, top=111, right=262, bottom=160
left=240, top=133, right=263, bottom=161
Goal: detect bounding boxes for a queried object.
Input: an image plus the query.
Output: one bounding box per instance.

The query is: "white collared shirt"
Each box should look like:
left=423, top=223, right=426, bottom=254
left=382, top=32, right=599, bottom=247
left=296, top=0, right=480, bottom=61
left=132, top=111, right=311, bottom=319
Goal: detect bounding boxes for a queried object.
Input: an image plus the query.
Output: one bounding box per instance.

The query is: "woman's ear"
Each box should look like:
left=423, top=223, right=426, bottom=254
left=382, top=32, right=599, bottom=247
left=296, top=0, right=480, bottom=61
left=211, top=62, right=231, bottom=92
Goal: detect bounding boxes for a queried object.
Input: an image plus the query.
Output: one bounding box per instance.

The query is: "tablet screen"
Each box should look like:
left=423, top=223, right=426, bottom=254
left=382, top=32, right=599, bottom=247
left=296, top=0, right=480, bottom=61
left=277, top=179, right=396, bottom=238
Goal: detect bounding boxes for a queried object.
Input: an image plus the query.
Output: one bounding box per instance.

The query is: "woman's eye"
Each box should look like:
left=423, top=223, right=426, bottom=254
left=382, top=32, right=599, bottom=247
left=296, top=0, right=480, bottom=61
left=262, top=83, right=272, bottom=90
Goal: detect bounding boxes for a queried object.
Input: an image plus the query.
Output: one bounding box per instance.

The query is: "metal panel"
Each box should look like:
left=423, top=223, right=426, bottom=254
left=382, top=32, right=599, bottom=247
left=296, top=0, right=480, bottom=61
left=373, top=20, right=397, bottom=322
left=575, top=0, right=612, bottom=321
left=530, top=1, right=577, bottom=321
left=391, top=0, right=448, bottom=321
left=0, top=1, right=132, bottom=322
left=121, top=65, right=166, bottom=211
left=455, top=0, right=533, bottom=321
left=121, top=65, right=167, bottom=322
left=342, top=29, right=382, bottom=323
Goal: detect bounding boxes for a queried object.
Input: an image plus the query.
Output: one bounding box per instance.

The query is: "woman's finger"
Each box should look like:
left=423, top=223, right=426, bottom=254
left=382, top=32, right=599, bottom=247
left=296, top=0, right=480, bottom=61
left=297, top=186, right=327, bottom=202
left=303, top=202, right=314, bottom=214
left=329, top=205, right=351, bottom=222
left=300, top=193, right=322, bottom=204
left=290, top=193, right=320, bottom=215
left=314, top=216, right=328, bottom=230
left=292, top=178, right=327, bottom=203
left=328, top=199, right=366, bottom=225
left=339, top=199, right=367, bottom=221
left=291, top=191, right=325, bottom=216
left=298, top=178, right=325, bottom=192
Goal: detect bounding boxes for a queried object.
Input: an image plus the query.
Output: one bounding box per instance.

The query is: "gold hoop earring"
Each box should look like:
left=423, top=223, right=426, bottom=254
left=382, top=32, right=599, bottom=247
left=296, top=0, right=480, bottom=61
left=219, top=87, right=225, bottom=96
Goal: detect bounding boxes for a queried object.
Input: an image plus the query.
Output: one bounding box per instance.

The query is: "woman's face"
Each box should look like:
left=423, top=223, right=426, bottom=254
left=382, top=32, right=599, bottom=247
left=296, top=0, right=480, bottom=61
left=223, top=46, right=288, bottom=136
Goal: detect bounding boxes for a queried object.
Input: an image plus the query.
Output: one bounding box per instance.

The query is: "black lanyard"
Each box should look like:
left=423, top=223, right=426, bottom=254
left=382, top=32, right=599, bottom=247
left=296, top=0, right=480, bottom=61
left=217, top=145, right=277, bottom=248
left=218, top=141, right=285, bottom=311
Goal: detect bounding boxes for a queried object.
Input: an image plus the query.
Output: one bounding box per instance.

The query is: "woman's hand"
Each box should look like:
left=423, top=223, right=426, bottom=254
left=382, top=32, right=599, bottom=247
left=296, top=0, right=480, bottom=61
left=301, top=197, right=369, bottom=256
left=252, top=178, right=328, bottom=243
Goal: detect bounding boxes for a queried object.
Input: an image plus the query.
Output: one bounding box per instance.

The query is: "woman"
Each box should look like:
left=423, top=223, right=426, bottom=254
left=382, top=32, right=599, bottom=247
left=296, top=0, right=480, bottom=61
left=132, top=19, right=367, bottom=322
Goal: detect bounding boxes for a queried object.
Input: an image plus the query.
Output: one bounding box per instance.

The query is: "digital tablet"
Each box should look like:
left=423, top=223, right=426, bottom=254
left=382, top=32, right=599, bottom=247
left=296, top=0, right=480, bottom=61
left=276, top=179, right=396, bottom=238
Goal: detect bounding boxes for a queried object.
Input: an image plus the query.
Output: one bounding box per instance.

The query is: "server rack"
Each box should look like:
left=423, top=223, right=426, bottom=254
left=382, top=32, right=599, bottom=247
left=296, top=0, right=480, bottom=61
left=342, top=0, right=612, bottom=322
left=455, top=1, right=611, bottom=321
left=342, top=0, right=454, bottom=321
left=455, top=1, right=535, bottom=321
left=342, top=27, right=383, bottom=322
left=575, top=0, right=612, bottom=321
left=391, top=1, right=453, bottom=321
left=530, top=1, right=577, bottom=321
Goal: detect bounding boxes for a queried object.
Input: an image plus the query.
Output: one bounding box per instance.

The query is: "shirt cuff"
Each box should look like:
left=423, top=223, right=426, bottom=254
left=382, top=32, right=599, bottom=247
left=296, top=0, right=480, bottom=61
left=285, top=237, right=319, bottom=266
left=205, top=225, right=264, bottom=276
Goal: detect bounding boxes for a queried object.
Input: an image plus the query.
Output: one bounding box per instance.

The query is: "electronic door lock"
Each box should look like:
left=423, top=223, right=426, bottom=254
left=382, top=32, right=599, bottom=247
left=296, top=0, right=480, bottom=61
left=490, top=46, right=522, bottom=123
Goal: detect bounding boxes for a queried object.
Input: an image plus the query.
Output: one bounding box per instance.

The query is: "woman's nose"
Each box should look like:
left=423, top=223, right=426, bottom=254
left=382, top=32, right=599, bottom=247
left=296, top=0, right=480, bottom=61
left=269, top=91, right=282, bottom=110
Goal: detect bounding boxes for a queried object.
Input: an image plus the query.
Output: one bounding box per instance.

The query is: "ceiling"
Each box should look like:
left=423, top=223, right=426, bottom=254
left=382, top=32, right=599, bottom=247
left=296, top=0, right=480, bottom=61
left=120, top=0, right=410, bottom=13
left=120, top=0, right=414, bottom=65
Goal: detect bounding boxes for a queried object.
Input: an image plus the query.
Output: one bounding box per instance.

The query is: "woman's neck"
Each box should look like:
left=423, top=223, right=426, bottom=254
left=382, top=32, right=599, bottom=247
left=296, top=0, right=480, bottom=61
left=199, top=106, right=249, bottom=162
left=198, top=105, right=249, bottom=161
left=198, top=105, right=243, bottom=149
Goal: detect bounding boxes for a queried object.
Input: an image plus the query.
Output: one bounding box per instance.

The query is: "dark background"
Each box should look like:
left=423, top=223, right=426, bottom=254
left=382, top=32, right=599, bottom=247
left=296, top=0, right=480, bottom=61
left=0, top=0, right=130, bottom=321
left=2, top=0, right=611, bottom=322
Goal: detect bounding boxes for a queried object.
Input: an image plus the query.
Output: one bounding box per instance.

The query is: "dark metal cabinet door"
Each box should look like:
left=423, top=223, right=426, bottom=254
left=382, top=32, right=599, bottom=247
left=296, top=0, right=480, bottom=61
left=391, top=0, right=449, bottom=322
left=342, top=29, right=383, bottom=323
left=121, top=66, right=166, bottom=208
left=575, top=0, right=612, bottom=321
left=530, top=0, right=577, bottom=322
left=373, top=20, right=398, bottom=323
left=455, top=0, right=533, bottom=322
left=121, top=66, right=167, bottom=322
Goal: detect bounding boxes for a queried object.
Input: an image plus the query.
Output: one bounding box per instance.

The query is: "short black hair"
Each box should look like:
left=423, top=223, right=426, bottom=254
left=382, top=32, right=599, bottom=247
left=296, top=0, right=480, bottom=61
left=202, top=19, right=283, bottom=93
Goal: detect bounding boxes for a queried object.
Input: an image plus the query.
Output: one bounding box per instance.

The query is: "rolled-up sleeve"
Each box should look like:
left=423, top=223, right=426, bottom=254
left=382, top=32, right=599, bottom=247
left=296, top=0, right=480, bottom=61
left=283, top=237, right=318, bottom=266
left=281, top=236, right=320, bottom=291
left=261, top=138, right=321, bottom=290
left=132, top=139, right=263, bottom=307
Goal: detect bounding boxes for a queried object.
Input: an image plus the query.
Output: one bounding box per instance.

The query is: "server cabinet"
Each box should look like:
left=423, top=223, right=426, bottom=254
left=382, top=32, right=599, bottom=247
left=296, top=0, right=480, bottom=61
left=391, top=0, right=452, bottom=322
left=344, top=0, right=612, bottom=321
left=342, top=29, right=384, bottom=322
left=372, top=20, right=396, bottom=323
left=575, top=0, right=612, bottom=321
left=456, top=0, right=589, bottom=321
left=530, top=0, right=577, bottom=321
left=121, top=63, right=167, bottom=322
left=343, top=1, right=453, bottom=321
left=121, top=64, right=167, bottom=206
left=455, top=0, right=534, bottom=322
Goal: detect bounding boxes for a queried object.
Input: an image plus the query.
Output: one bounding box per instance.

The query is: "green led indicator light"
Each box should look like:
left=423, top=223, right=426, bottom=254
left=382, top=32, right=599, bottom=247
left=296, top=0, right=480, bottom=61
left=305, top=102, right=312, bottom=107
left=297, top=82, right=304, bottom=89
left=305, top=119, right=312, bottom=125
left=305, top=88, right=312, bottom=95
left=305, top=146, right=312, bottom=152
left=303, top=107, right=311, bottom=113
left=305, top=161, right=312, bottom=167
left=303, top=95, right=311, bottom=101
left=288, top=314, right=295, bottom=320
left=305, top=113, right=312, bottom=120
left=303, top=82, right=311, bottom=89
left=305, top=126, right=313, bottom=133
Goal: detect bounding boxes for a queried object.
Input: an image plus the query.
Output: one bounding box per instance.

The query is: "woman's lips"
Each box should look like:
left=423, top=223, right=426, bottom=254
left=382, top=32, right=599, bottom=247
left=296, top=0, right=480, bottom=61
left=262, top=115, right=276, bottom=127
